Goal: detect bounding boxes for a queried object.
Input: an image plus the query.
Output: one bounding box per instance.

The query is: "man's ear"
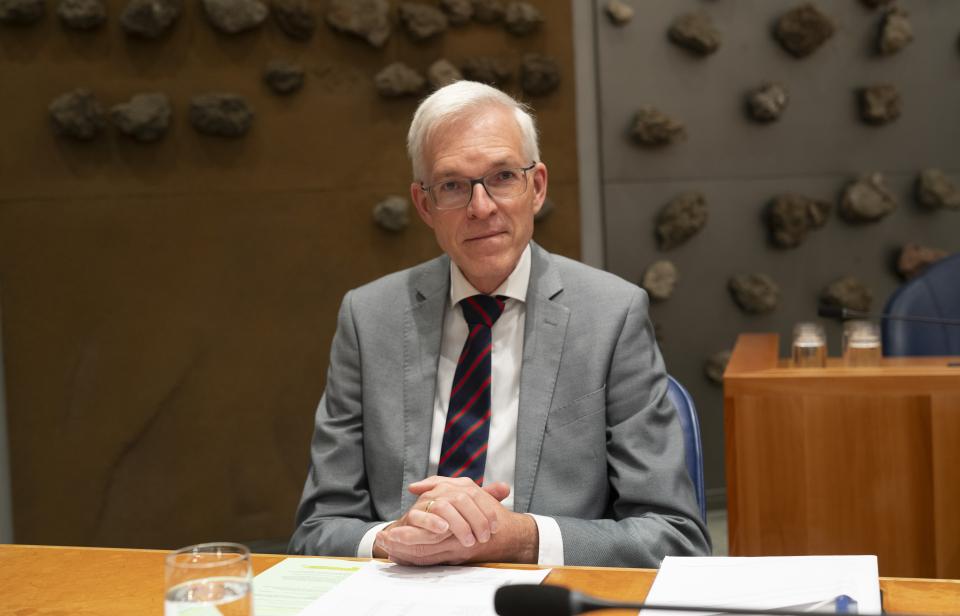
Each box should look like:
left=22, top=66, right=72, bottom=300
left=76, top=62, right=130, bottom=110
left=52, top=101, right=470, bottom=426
left=410, top=182, right=435, bottom=229
left=530, top=162, right=549, bottom=215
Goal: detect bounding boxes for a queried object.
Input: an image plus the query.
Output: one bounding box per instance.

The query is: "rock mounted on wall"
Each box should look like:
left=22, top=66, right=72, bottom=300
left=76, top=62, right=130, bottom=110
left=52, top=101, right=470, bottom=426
left=840, top=173, right=898, bottom=222
left=326, top=0, right=391, bottom=48
left=656, top=191, right=707, bottom=250
left=471, top=0, right=502, bottom=23
left=399, top=2, right=448, bottom=41
left=821, top=276, right=872, bottom=313
left=49, top=88, right=106, bottom=140
left=460, top=56, right=512, bottom=86
left=668, top=12, right=721, bottom=56
left=503, top=1, right=541, bottom=36
left=374, top=62, right=426, bottom=97
left=57, top=0, right=106, bottom=29
left=641, top=260, right=678, bottom=302
left=766, top=193, right=831, bottom=248
left=877, top=7, right=912, bottom=55
left=604, top=0, right=633, bottom=26
left=373, top=196, right=410, bottom=232
left=0, top=0, right=44, bottom=24
left=271, top=0, right=314, bottom=40
left=774, top=3, right=835, bottom=58
left=629, top=106, right=685, bottom=147
left=858, top=84, right=900, bottom=125
left=189, top=93, right=253, bottom=138
left=729, top=273, right=780, bottom=314
left=202, top=0, right=268, bottom=34
left=120, top=0, right=181, bottom=38
left=110, top=92, right=171, bottom=142
left=915, top=168, right=960, bottom=211
left=520, top=53, right=560, bottom=96
left=897, top=243, right=948, bottom=280
left=704, top=350, right=731, bottom=386
left=263, top=61, right=304, bottom=95
left=440, top=0, right=471, bottom=25
left=428, top=59, right=463, bottom=89
left=746, top=82, right=789, bottom=123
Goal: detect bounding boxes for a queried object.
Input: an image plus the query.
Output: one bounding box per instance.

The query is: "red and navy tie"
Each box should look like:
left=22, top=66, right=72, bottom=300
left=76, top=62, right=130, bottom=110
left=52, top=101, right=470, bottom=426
left=437, top=294, right=506, bottom=485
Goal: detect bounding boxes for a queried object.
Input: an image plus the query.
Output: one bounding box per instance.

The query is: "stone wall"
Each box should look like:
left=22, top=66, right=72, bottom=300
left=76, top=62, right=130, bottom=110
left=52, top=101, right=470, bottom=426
left=591, top=0, right=960, bottom=503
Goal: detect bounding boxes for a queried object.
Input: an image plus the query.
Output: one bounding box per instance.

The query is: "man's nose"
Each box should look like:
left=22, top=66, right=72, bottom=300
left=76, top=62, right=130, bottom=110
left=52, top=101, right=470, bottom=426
left=467, top=182, right=497, bottom=218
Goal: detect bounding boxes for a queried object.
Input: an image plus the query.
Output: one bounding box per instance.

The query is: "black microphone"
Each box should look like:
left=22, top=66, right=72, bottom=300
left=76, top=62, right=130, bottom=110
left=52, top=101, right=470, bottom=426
left=816, top=303, right=960, bottom=326
left=494, top=584, right=917, bottom=616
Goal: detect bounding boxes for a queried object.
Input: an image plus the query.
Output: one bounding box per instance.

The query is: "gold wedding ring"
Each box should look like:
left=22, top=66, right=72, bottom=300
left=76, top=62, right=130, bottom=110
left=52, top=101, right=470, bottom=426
left=425, top=500, right=436, bottom=514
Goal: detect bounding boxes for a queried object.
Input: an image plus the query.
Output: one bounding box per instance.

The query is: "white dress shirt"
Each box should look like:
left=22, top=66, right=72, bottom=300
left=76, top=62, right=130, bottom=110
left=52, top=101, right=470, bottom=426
left=358, top=244, right=564, bottom=565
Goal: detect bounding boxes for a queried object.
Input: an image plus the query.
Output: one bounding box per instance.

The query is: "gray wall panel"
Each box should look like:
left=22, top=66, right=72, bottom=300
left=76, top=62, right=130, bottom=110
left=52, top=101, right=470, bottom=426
left=590, top=0, right=960, bottom=500
left=605, top=172, right=960, bottom=497
left=598, top=0, right=960, bottom=183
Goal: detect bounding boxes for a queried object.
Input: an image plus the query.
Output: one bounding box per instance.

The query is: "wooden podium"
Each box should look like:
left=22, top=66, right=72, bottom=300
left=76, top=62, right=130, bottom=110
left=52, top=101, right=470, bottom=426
left=723, top=333, right=960, bottom=578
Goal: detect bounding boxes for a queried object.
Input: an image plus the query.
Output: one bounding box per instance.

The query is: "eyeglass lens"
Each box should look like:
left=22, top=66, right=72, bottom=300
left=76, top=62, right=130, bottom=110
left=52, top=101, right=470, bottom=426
left=430, top=167, right=531, bottom=210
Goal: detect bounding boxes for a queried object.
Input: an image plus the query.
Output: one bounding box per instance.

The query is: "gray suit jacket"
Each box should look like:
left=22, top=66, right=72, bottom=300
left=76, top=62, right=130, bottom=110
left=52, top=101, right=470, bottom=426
left=289, top=242, right=710, bottom=567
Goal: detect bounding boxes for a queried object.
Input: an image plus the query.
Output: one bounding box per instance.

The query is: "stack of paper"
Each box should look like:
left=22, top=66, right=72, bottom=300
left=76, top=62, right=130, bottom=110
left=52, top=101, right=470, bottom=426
left=645, top=556, right=881, bottom=615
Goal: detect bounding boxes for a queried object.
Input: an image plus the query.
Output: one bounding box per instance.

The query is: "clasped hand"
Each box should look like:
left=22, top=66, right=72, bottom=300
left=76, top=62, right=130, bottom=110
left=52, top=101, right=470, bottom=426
left=374, top=476, right=535, bottom=566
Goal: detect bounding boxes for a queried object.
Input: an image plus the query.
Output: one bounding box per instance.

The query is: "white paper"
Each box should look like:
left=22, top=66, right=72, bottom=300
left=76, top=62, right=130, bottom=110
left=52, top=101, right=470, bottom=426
left=300, top=561, right=551, bottom=616
left=644, top=556, right=881, bottom=616
left=253, top=557, right=370, bottom=616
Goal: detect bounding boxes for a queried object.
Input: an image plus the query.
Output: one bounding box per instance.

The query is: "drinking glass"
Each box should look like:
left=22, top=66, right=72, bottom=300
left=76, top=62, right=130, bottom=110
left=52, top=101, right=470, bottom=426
left=164, top=542, right=252, bottom=616
left=791, top=322, right=826, bottom=367
left=842, top=320, right=882, bottom=367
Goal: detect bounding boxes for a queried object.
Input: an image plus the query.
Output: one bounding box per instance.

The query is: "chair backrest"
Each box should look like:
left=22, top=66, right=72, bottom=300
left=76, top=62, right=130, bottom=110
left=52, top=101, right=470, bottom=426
left=882, top=252, right=960, bottom=356
left=666, top=375, right=706, bottom=521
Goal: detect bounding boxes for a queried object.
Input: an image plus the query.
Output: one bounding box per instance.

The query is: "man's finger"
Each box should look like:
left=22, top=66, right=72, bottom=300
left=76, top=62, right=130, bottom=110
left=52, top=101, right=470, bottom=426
left=427, top=498, right=478, bottom=547
left=383, top=537, right=466, bottom=566
left=482, top=481, right=511, bottom=502
left=441, top=491, right=494, bottom=543
left=408, top=475, right=445, bottom=494
left=385, top=524, right=451, bottom=546
left=406, top=508, right=450, bottom=534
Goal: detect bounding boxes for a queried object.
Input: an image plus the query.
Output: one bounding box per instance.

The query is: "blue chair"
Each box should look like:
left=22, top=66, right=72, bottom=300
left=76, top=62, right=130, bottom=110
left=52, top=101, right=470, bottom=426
left=882, top=252, right=960, bottom=356
left=666, top=375, right=706, bottom=521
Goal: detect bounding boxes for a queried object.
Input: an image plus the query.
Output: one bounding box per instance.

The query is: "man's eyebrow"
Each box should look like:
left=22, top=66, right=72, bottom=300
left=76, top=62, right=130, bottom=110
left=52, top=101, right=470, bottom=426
left=432, top=160, right=516, bottom=179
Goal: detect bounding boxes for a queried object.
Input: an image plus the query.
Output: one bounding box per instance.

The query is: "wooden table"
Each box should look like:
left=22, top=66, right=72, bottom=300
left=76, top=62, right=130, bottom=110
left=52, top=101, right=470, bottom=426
left=724, top=333, right=960, bottom=579
left=1, top=544, right=959, bottom=615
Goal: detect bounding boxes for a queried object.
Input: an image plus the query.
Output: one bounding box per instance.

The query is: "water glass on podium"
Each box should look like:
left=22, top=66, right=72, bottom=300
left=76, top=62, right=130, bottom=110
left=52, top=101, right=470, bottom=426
left=843, top=320, right=882, bottom=367
left=165, top=542, right=253, bottom=616
left=791, top=322, right=827, bottom=367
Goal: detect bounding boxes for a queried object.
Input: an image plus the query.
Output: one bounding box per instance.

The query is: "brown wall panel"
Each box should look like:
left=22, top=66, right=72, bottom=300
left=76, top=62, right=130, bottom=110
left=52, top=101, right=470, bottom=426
left=0, top=1, right=579, bottom=548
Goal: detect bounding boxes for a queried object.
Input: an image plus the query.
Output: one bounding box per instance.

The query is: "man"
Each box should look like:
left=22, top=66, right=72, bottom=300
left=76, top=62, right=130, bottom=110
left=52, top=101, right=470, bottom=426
left=289, top=81, right=709, bottom=567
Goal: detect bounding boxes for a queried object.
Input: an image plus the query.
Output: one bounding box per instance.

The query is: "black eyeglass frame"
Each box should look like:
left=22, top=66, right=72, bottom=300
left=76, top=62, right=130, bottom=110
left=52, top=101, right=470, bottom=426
left=419, top=162, right=538, bottom=210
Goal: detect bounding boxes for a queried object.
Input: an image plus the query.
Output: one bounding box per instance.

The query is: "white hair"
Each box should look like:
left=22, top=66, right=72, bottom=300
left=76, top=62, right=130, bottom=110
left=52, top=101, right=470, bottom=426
left=406, top=80, right=540, bottom=181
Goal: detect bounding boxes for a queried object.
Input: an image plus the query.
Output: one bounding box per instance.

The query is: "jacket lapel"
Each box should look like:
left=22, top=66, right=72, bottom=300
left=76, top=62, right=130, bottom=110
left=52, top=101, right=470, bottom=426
left=513, top=243, right=569, bottom=513
left=401, top=255, right=450, bottom=512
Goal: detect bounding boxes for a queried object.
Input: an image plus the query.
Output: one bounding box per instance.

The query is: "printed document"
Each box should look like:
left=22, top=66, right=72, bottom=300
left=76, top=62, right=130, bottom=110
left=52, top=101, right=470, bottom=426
left=300, top=561, right=551, bottom=616
left=253, top=557, right=368, bottom=616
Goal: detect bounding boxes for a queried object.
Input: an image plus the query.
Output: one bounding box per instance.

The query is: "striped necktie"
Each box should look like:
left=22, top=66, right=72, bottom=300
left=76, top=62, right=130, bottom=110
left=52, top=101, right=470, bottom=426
left=437, top=294, right=506, bottom=485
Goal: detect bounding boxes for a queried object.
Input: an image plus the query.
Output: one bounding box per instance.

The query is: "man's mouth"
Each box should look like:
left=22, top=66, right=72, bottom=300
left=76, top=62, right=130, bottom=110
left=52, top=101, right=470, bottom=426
left=465, top=230, right=506, bottom=242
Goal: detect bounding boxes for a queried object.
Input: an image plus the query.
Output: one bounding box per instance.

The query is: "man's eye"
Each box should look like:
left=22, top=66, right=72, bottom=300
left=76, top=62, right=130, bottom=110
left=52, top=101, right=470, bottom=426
left=492, top=170, right=518, bottom=182
left=438, top=181, right=465, bottom=193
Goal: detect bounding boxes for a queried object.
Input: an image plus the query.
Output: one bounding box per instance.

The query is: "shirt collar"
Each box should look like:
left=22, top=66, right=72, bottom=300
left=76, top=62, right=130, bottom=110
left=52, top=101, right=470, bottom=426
left=449, top=243, right=531, bottom=306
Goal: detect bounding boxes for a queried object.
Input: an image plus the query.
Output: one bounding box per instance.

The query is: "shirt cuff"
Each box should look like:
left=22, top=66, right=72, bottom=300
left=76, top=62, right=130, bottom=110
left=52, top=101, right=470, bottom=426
left=527, top=513, right=564, bottom=566
left=357, top=522, right=392, bottom=558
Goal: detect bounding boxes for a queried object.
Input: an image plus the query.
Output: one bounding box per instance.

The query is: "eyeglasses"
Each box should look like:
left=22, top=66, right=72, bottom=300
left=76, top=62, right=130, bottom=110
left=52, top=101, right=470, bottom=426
left=420, top=162, right=537, bottom=210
